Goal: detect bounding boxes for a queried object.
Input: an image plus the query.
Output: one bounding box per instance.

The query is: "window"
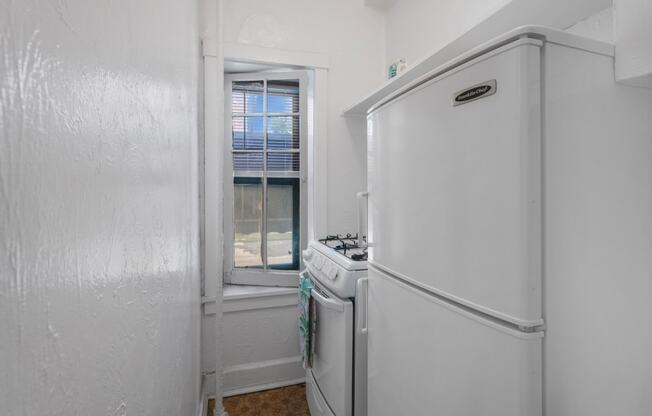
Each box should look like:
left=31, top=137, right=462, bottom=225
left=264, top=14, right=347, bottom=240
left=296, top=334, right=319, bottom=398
left=225, top=72, right=307, bottom=286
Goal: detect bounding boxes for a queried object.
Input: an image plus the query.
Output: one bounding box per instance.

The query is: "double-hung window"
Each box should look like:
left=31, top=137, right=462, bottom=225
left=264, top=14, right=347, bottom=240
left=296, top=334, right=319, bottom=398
left=224, top=72, right=307, bottom=287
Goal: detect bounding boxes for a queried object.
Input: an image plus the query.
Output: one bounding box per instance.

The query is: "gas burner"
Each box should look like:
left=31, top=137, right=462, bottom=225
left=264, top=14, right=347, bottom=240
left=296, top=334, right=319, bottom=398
left=350, top=250, right=367, bottom=261
left=318, top=233, right=367, bottom=261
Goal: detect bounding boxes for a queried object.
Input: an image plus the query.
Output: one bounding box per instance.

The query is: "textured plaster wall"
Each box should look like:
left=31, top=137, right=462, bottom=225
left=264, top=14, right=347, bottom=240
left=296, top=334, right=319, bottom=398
left=0, top=0, right=201, bottom=415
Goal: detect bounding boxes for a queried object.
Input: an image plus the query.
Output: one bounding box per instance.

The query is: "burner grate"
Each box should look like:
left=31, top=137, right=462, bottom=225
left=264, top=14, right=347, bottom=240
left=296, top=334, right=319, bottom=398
left=318, top=233, right=367, bottom=261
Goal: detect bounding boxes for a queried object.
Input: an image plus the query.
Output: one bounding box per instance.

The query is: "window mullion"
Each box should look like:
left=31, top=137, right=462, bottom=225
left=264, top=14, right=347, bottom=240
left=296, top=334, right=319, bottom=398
left=262, top=79, right=268, bottom=271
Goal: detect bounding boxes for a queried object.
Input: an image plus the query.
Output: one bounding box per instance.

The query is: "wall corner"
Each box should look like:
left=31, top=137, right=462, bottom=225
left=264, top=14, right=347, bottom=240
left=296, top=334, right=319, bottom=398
left=614, top=0, right=652, bottom=88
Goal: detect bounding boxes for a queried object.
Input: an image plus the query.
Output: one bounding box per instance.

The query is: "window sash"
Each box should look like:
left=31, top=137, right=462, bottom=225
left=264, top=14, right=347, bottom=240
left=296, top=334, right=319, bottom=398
left=224, top=71, right=308, bottom=287
left=266, top=177, right=300, bottom=271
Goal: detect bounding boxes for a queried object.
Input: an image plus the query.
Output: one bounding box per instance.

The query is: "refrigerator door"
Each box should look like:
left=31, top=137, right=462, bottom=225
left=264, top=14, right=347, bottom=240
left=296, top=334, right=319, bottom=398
left=367, top=266, right=542, bottom=416
left=367, top=38, right=543, bottom=327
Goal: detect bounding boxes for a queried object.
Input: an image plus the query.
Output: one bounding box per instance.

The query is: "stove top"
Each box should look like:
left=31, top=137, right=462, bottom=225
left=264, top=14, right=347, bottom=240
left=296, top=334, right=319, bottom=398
left=318, top=233, right=367, bottom=262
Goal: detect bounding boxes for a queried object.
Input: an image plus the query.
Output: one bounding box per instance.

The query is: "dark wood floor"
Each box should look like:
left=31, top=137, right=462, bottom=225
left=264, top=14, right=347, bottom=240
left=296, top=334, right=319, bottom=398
left=209, top=384, right=310, bottom=416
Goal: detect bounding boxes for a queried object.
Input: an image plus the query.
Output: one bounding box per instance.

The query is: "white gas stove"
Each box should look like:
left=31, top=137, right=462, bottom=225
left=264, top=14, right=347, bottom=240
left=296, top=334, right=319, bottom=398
left=302, top=234, right=368, bottom=299
left=302, top=234, right=368, bottom=416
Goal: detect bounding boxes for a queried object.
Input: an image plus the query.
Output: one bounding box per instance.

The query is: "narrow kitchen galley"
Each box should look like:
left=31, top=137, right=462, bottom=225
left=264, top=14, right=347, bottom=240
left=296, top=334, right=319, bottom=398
left=2, top=1, right=652, bottom=416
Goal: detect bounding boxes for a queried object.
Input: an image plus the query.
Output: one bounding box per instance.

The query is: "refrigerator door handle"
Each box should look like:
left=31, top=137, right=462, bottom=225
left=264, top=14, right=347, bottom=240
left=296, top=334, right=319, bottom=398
left=356, top=278, right=369, bottom=334
left=356, top=191, right=369, bottom=247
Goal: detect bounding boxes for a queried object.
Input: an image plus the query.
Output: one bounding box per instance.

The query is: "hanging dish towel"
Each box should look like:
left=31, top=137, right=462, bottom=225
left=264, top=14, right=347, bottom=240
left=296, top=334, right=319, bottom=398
left=298, top=271, right=314, bottom=369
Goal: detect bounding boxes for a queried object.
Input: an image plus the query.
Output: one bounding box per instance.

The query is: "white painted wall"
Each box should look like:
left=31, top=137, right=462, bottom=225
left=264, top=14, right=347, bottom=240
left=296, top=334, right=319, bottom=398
left=385, top=0, right=509, bottom=69
left=556, top=2, right=652, bottom=87
left=614, top=0, right=652, bottom=87
left=0, top=0, right=201, bottom=415
left=223, top=0, right=386, bottom=234
left=565, top=7, right=614, bottom=43
left=221, top=286, right=304, bottom=396
left=384, top=0, right=612, bottom=70
left=203, top=285, right=304, bottom=397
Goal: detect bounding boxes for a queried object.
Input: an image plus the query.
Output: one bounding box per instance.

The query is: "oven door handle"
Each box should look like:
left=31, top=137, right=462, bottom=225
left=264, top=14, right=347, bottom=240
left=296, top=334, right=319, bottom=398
left=311, top=288, right=345, bottom=312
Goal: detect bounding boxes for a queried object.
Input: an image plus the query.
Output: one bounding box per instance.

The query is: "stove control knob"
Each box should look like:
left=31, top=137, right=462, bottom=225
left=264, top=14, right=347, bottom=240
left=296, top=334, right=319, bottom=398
left=302, top=248, right=313, bottom=261
left=329, top=265, right=339, bottom=280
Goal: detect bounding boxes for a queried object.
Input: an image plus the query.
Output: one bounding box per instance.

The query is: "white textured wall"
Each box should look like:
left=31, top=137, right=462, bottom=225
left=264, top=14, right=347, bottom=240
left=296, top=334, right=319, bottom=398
left=0, top=0, right=201, bottom=415
left=565, top=7, right=614, bottom=44
left=385, top=0, right=509, bottom=68
left=223, top=0, right=386, bottom=235
left=222, top=286, right=303, bottom=395
left=614, top=0, right=652, bottom=87
left=384, top=0, right=613, bottom=70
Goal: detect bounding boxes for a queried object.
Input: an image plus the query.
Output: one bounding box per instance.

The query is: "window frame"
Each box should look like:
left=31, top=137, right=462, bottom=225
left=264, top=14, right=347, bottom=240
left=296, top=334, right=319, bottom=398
left=224, top=71, right=308, bottom=287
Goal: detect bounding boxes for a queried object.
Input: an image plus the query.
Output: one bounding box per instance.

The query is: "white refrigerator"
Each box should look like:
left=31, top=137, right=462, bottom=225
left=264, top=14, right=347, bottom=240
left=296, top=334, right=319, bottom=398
left=363, top=27, right=652, bottom=416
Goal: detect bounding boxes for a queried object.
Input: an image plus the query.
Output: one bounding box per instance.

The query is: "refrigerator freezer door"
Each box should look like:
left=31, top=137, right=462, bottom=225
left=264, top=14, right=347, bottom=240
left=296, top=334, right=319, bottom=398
left=367, top=39, right=543, bottom=327
left=367, top=266, right=542, bottom=416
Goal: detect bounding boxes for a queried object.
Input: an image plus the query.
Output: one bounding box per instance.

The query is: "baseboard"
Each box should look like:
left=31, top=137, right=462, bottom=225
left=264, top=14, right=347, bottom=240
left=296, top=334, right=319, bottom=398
left=197, top=393, right=208, bottom=416
left=224, top=377, right=306, bottom=397
left=223, top=355, right=306, bottom=397
left=197, top=374, right=209, bottom=416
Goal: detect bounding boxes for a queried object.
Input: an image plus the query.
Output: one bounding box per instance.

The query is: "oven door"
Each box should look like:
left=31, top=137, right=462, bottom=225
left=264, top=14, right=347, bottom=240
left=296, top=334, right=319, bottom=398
left=306, top=273, right=353, bottom=416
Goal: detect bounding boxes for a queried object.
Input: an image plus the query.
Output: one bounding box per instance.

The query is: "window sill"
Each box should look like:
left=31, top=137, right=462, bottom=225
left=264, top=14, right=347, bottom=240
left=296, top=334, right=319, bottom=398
left=203, top=284, right=298, bottom=316
left=227, top=269, right=300, bottom=287
left=223, top=284, right=297, bottom=300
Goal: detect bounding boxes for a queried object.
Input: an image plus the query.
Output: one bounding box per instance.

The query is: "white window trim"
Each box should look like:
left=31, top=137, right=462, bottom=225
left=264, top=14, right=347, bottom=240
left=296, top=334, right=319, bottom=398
left=224, top=71, right=309, bottom=287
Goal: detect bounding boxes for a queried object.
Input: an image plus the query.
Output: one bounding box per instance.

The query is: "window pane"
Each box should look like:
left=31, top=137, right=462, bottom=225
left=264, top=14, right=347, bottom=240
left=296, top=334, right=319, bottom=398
left=233, top=152, right=263, bottom=172
left=267, top=116, right=300, bottom=149
left=267, top=178, right=300, bottom=269
left=234, top=178, right=263, bottom=268
left=230, top=76, right=303, bottom=276
left=232, top=81, right=263, bottom=113
left=267, top=80, right=299, bottom=114
left=232, top=116, right=263, bottom=150
left=267, top=152, right=300, bottom=172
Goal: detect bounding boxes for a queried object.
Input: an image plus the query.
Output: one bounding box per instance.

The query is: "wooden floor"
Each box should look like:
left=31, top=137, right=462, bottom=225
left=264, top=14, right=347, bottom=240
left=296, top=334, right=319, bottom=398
left=208, top=384, right=310, bottom=416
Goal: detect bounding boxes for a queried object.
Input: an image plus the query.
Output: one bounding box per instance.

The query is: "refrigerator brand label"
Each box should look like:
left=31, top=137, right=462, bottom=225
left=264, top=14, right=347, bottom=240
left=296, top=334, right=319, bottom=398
left=453, top=80, right=497, bottom=106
